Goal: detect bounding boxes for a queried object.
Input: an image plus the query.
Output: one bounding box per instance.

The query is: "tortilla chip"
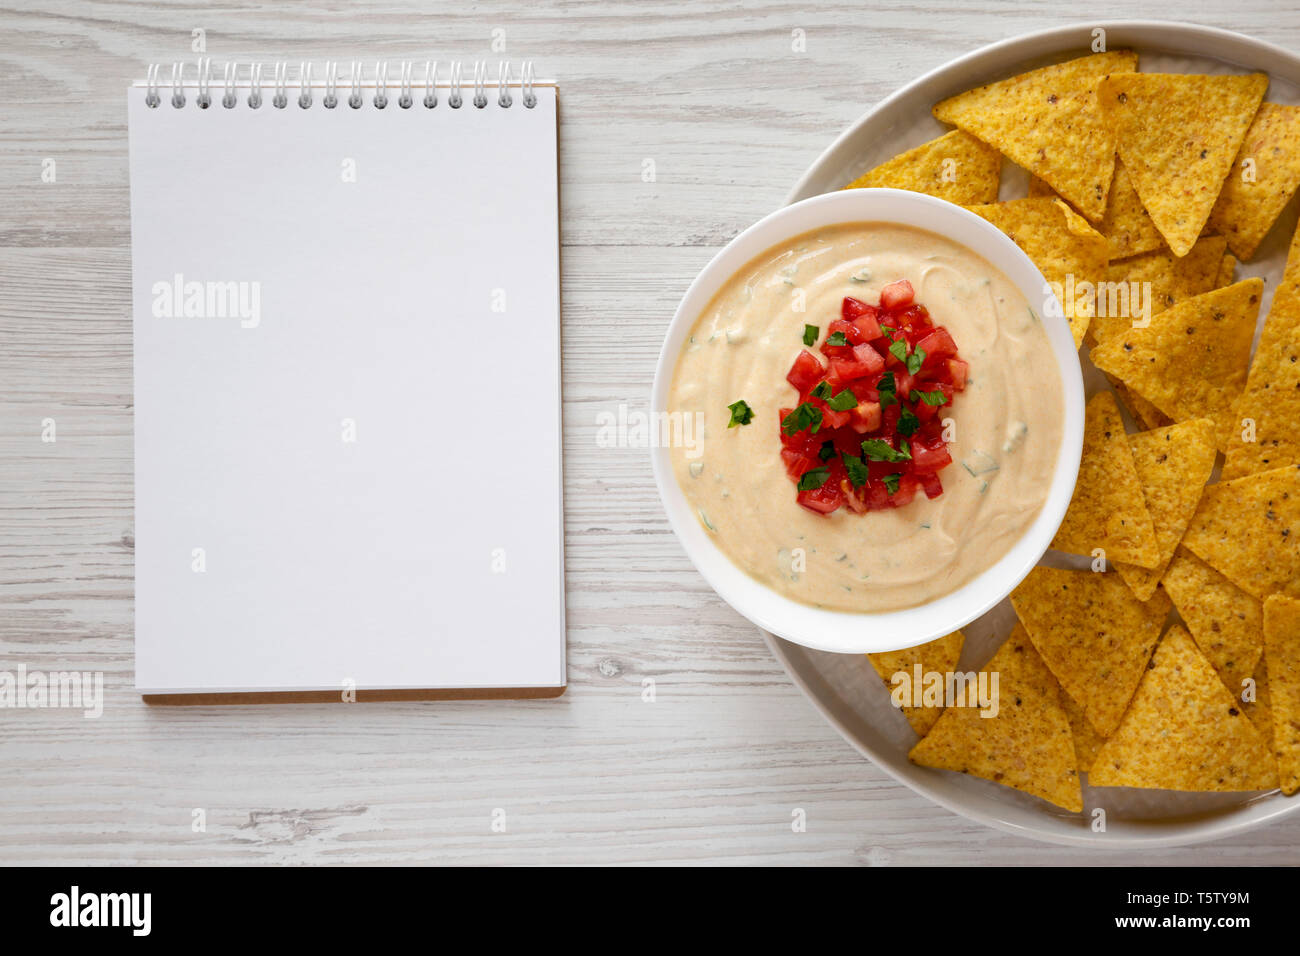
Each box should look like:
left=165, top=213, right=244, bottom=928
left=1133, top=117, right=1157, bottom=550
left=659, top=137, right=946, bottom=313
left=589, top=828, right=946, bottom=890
left=1050, top=392, right=1160, bottom=567
left=1089, top=625, right=1278, bottom=791
left=844, top=130, right=1001, bottom=205
left=1027, top=174, right=1055, bottom=198
left=1160, top=547, right=1264, bottom=695
left=1216, top=254, right=1237, bottom=288
left=934, top=51, right=1138, bottom=221
left=1089, top=235, right=1229, bottom=344
left=1099, top=160, right=1167, bottom=259
left=1089, top=279, right=1262, bottom=449
left=1285, top=214, right=1300, bottom=288
left=1029, top=160, right=1165, bottom=261
left=1208, top=103, right=1300, bottom=260
left=1112, top=380, right=1172, bottom=431
left=1099, top=72, right=1268, bottom=257
left=1222, top=229, right=1300, bottom=477
left=1263, top=595, right=1300, bottom=795
left=966, top=197, right=1107, bottom=346
left=1113, top=419, right=1217, bottom=600
left=1181, top=464, right=1300, bottom=600
left=908, top=623, right=1082, bottom=812
left=1060, top=689, right=1107, bottom=774
left=1010, top=566, right=1171, bottom=737
left=868, top=629, right=965, bottom=736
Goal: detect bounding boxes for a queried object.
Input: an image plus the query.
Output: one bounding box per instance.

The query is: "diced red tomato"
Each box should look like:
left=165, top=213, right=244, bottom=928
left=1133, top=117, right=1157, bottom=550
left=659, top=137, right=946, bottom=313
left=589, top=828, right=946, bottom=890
left=946, top=358, right=969, bottom=390
left=849, top=401, right=882, bottom=433
left=914, top=400, right=940, bottom=423
left=786, top=349, right=824, bottom=393
left=839, top=480, right=868, bottom=514
left=780, top=448, right=815, bottom=478
left=817, top=402, right=851, bottom=430
left=797, top=483, right=842, bottom=514
left=879, top=279, right=914, bottom=310
left=779, top=280, right=962, bottom=515
left=830, top=342, right=885, bottom=382
left=916, top=327, right=959, bottom=362
left=841, top=296, right=877, bottom=322
left=821, top=318, right=856, bottom=352
left=850, top=313, right=882, bottom=342
left=910, top=441, right=952, bottom=473
left=889, top=475, right=920, bottom=508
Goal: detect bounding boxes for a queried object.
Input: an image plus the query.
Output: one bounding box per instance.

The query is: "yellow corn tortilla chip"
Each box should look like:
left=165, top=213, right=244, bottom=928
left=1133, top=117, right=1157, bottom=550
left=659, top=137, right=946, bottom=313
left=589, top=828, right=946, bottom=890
left=1216, top=254, right=1237, bottom=288
left=1027, top=174, right=1055, bottom=198
left=966, top=197, right=1107, bottom=346
left=1050, top=392, right=1160, bottom=567
left=1113, top=419, right=1217, bottom=601
left=1089, top=279, right=1262, bottom=449
left=1160, top=547, right=1264, bottom=695
left=1098, top=160, right=1167, bottom=259
left=1010, top=566, right=1171, bottom=737
left=1223, top=225, right=1300, bottom=478
left=1099, top=72, right=1268, bottom=257
left=1028, top=161, right=1164, bottom=260
left=1111, top=380, right=1171, bottom=431
left=1089, top=625, right=1278, bottom=791
left=1263, top=595, right=1300, bottom=795
left=867, top=629, right=965, bottom=737
left=934, top=51, right=1137, bottom=221
left=1059, top=689, right=1107, bottom=774
left=908, top=623, right=1082, bottom=812
left=844, top=130, right=1001, bottom=205
left=1208, top=103, right=1300, bottom=261
left=1181, top=464, right=1300, bottom=600
left=1089, top=235, right=1228, bottom=344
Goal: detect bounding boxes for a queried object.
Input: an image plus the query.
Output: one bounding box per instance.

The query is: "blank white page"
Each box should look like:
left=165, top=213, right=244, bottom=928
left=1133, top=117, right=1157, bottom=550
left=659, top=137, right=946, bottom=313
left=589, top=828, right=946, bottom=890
left=129, top=79, right=563, bottom=695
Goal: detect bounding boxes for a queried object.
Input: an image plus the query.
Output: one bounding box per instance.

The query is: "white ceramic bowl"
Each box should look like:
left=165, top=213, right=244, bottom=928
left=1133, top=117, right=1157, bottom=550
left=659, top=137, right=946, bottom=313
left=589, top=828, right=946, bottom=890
left=651, top=187, right=1084, bottom=655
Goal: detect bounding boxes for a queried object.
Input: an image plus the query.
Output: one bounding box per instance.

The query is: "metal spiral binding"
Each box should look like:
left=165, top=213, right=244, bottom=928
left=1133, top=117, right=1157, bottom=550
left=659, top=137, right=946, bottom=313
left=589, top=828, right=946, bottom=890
left=143, top=60, right=539, bottom=110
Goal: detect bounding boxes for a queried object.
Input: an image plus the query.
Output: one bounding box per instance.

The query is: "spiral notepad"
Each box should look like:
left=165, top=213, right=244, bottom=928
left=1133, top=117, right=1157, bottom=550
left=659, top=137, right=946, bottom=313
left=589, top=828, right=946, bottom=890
left=128, top=60, right=564, bottom=700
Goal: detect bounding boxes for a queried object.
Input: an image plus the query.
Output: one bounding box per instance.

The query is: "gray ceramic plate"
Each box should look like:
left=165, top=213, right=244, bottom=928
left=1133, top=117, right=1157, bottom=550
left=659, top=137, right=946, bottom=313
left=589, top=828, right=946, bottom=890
left=769, top=20, right=1300, bottom=847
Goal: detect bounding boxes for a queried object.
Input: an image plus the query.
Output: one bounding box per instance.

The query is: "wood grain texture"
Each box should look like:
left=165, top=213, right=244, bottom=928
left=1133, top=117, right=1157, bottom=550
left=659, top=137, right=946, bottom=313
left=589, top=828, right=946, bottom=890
left=3, top=0, right=1300, bottom=865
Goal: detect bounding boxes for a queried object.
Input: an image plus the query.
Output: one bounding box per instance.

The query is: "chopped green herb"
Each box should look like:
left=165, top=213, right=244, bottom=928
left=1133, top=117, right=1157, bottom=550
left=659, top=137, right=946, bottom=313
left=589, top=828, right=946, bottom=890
left=897, top=407, right=921, bottom=437
left=877, top=371, right=898, bottom=407
left=909, top=388, right=947, bottom=406
left=850, top=267, right=871, bottom=282
left=861, top=438, right=911, bottom=463
left=882, top=473, right=902, bottom=494
left=888, top=339, right=908, bottom=363
left=797, top=467, right=830, bottom=491
left=802, top=324, right=819, bottom=346
left=817, top=440, right=836, bottom=462
left=826, top=331, right=849, bottom=347
left=826, top=389, right=858, bottom=411
left=810, top=381, right=833, bottom=400
left=781, top=403, right=823, bottom=436
left=906, top=346, right=926, bottom=375
left=880, top=325, right=896, bottom=334
left=727, top=400, right=754, bottom=428
left=961, top=449, right=1001, bottom=476
left=842, top=453, right=869, bottom=487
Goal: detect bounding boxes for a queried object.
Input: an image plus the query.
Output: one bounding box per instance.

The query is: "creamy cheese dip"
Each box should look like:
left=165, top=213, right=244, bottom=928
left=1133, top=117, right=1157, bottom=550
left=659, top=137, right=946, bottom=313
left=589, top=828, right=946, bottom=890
left=668, top=223, right=1064, bottom=612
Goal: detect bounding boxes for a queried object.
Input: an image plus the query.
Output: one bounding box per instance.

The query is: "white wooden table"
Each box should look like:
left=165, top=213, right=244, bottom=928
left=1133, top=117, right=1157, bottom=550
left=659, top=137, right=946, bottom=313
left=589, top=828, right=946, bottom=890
left=4, top=0, right=1300, bottom=865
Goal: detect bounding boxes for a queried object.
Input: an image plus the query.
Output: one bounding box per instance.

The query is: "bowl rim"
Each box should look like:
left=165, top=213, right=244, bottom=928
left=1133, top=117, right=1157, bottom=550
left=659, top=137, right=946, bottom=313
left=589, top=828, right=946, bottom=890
left=651, top=187, right=1085, bottom=655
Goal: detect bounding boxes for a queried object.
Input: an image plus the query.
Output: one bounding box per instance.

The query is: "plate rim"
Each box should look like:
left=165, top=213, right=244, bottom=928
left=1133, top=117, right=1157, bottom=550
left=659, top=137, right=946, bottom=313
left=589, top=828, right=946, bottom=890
left=770, top=18, right=1300, bottom=848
